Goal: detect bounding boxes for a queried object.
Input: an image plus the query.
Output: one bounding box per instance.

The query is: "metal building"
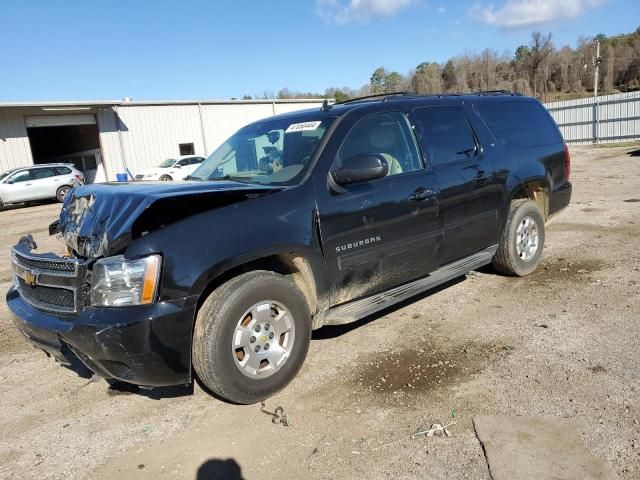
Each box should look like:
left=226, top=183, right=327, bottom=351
left=0, top=99, right=324, bottom=182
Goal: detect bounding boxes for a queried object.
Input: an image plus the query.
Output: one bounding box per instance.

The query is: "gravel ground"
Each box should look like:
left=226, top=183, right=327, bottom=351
left=0, top=145, right=639, bottom=480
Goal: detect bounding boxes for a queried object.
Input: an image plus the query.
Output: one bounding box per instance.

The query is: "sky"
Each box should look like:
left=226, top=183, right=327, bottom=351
left=1, top=0, right=638, bottom=101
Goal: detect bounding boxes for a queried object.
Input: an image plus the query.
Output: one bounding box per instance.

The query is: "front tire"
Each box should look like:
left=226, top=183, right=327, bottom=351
left=159, top=174, right=173, bottom=181
left=193, top=271, right=311, bottom=404
left=56, top=185, right=71, bottom=203
left=492, top=199, right=545, bottom=276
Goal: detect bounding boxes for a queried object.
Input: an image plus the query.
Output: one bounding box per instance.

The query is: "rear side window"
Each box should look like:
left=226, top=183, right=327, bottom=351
left=53, top=166, right=72, bottom=175
left=412, top=107, right=477, bottom=166
left=475, top=101, right=561, bottom=148
left=30, top=168, right=56, bottom=179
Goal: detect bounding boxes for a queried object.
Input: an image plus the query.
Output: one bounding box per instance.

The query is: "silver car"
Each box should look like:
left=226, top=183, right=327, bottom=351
left=0, top=164, right=84, bottom=207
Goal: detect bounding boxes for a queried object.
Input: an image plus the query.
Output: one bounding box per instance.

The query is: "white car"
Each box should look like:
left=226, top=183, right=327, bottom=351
left=0, top=164, right=84, bottom=206
left=135, top=155, right=206, bottom=181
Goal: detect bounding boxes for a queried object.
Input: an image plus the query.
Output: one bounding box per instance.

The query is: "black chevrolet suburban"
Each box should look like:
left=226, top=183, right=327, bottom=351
left=7, top=92, right=571, bottom=404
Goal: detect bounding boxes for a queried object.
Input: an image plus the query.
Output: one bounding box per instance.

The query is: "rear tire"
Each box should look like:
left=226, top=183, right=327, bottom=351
left=193, top=271, right=311, bottom=404
left=159, top=174, right=173, bottom=181
left=492, top=199, right=545, bottom=276
left=56, top=185, right=71, bottom=203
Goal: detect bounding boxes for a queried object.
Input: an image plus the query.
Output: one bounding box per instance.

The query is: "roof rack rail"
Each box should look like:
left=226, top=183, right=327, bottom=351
left=335, top=91, right=408, bottom=105
left=470, top=90, right=521, bottom=96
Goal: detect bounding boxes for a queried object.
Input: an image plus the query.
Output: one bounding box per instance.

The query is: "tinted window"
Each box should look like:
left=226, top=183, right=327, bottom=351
left=9, top=171, right=29, bottom=183
left=475, top=101, right=561, bottom=148
left=177, top=159, right=190, bottom=166
left=30, top=168, right=56, bottom=179
left=191, top=157, right=205, bottom=165
left=335, top=111, right=422, bottom=177
left=412, top=107, right=477, bottom=166
left=53, top=166, right=72, bottom=175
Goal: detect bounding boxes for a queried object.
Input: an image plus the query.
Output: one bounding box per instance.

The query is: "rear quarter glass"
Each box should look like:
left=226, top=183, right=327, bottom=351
left=474, top=100, right=562, bottom=149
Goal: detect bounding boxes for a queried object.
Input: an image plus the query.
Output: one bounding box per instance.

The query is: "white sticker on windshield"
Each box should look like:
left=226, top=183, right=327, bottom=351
left=285, top=121, right=322, bottom=133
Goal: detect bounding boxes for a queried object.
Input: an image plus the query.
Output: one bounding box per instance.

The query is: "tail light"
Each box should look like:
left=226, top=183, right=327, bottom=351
left=563, top=143, right=571, bottom=181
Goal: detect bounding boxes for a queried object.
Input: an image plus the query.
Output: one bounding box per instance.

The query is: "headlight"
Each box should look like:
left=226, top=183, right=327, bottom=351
left=90, top=255, right=161, bottom=307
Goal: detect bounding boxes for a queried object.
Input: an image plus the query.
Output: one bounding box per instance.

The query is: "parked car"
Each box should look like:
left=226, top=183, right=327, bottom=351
left=134, top=155, right=206, bottom=181
left=0, top=164, right=84, bottom=206
left=7, top=92, right=571, bottom=404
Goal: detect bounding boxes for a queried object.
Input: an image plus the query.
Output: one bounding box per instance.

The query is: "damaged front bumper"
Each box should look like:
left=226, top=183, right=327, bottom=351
left=7, top=236, right=197, bottom=387
left=7, top=287, right=198, bottom=386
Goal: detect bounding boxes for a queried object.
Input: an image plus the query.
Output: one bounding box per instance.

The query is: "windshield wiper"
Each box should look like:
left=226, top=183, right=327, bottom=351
left=207, top=175, right=254, bottom=183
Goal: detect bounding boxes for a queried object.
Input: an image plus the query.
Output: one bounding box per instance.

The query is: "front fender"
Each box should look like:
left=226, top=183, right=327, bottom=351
left=124, top=182, right=327, bottom=303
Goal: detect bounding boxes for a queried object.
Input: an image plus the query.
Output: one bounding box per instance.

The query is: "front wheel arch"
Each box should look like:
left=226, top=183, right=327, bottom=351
left=193, top=252, right=322, bottom=320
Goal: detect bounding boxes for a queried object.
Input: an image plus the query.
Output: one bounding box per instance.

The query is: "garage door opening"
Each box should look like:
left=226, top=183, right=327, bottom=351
left=25, top=114, right=106, bottom=183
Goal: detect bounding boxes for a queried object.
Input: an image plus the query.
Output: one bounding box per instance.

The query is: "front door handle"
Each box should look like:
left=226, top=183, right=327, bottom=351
left=409, top=187, right=436, bottom=202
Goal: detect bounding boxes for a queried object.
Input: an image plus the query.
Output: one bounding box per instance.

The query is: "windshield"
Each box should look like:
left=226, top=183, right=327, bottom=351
left=158, top=158, right=176, bottom=168
left=0, top=170, right=17, bottom=182
left=190, top=116, right=335, bottom=185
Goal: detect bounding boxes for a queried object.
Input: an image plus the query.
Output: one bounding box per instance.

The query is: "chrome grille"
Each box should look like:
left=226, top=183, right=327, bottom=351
left=11, top=244, right=86, bottom=314
left=11, top=251, right=77, bottom=275
left=16, top=277, right=75, bottom=310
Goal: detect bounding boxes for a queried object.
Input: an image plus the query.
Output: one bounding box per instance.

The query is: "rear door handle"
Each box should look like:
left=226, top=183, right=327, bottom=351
left=409, top=188, right=436, bottom=202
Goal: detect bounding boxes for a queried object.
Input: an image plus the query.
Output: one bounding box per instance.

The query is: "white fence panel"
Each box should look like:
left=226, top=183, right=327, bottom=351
left=544, top=92, right=640, bottom=144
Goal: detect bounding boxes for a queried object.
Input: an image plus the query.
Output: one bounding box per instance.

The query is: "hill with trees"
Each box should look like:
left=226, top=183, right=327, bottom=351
left=247, top=27, right=640, bottom=102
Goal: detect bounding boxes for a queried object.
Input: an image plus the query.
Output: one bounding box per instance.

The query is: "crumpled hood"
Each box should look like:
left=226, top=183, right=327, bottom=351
left=59, top=181, right=282, bottom=260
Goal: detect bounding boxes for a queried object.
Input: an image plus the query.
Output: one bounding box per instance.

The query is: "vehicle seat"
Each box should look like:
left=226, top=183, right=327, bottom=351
left=370, top=126, right=403, bottom=176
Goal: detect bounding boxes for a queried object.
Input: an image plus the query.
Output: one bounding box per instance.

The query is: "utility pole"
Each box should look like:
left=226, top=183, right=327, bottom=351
left=592, top=40, right=601, bottom=97
left=592, top=40, right=602, bottom=143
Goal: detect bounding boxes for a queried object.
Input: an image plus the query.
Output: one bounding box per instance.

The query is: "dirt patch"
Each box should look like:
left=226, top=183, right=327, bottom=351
left=0, top=328, right=31, bottom=355
left=588, top=365, right=607, bottom=374
left=528, top=258, right=607, bottom=284
left=581, top=208, right=604, bottom=213
left=548, top=222, right=598, bottom=233
left=353, top=342, right=511, bottom=395
left=623, top=198, right=640, bottom=203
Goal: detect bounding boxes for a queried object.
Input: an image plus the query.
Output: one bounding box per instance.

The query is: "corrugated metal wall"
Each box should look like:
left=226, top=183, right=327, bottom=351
left=544, top=91, right=640, bottom=144
left=0, top=109, right=33, bottom=170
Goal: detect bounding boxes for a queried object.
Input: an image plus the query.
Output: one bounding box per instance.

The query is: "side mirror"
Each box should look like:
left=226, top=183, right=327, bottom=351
left=174, top=164, right=182, bottom=169
left=330, top=153, right=388, bottom=186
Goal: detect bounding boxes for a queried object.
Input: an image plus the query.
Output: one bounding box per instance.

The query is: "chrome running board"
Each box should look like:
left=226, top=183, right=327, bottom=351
left=323, top=245, right=498, bottom=325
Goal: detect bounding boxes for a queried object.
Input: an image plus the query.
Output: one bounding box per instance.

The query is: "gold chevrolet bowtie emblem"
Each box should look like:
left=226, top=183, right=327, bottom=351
left=22, top=270, right=37, bottom=286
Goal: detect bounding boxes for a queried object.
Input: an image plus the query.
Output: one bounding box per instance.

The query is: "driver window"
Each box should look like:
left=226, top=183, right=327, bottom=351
left=9, top=171, right=30, bottom=183
left=335, top=111, right=423, bottom=177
